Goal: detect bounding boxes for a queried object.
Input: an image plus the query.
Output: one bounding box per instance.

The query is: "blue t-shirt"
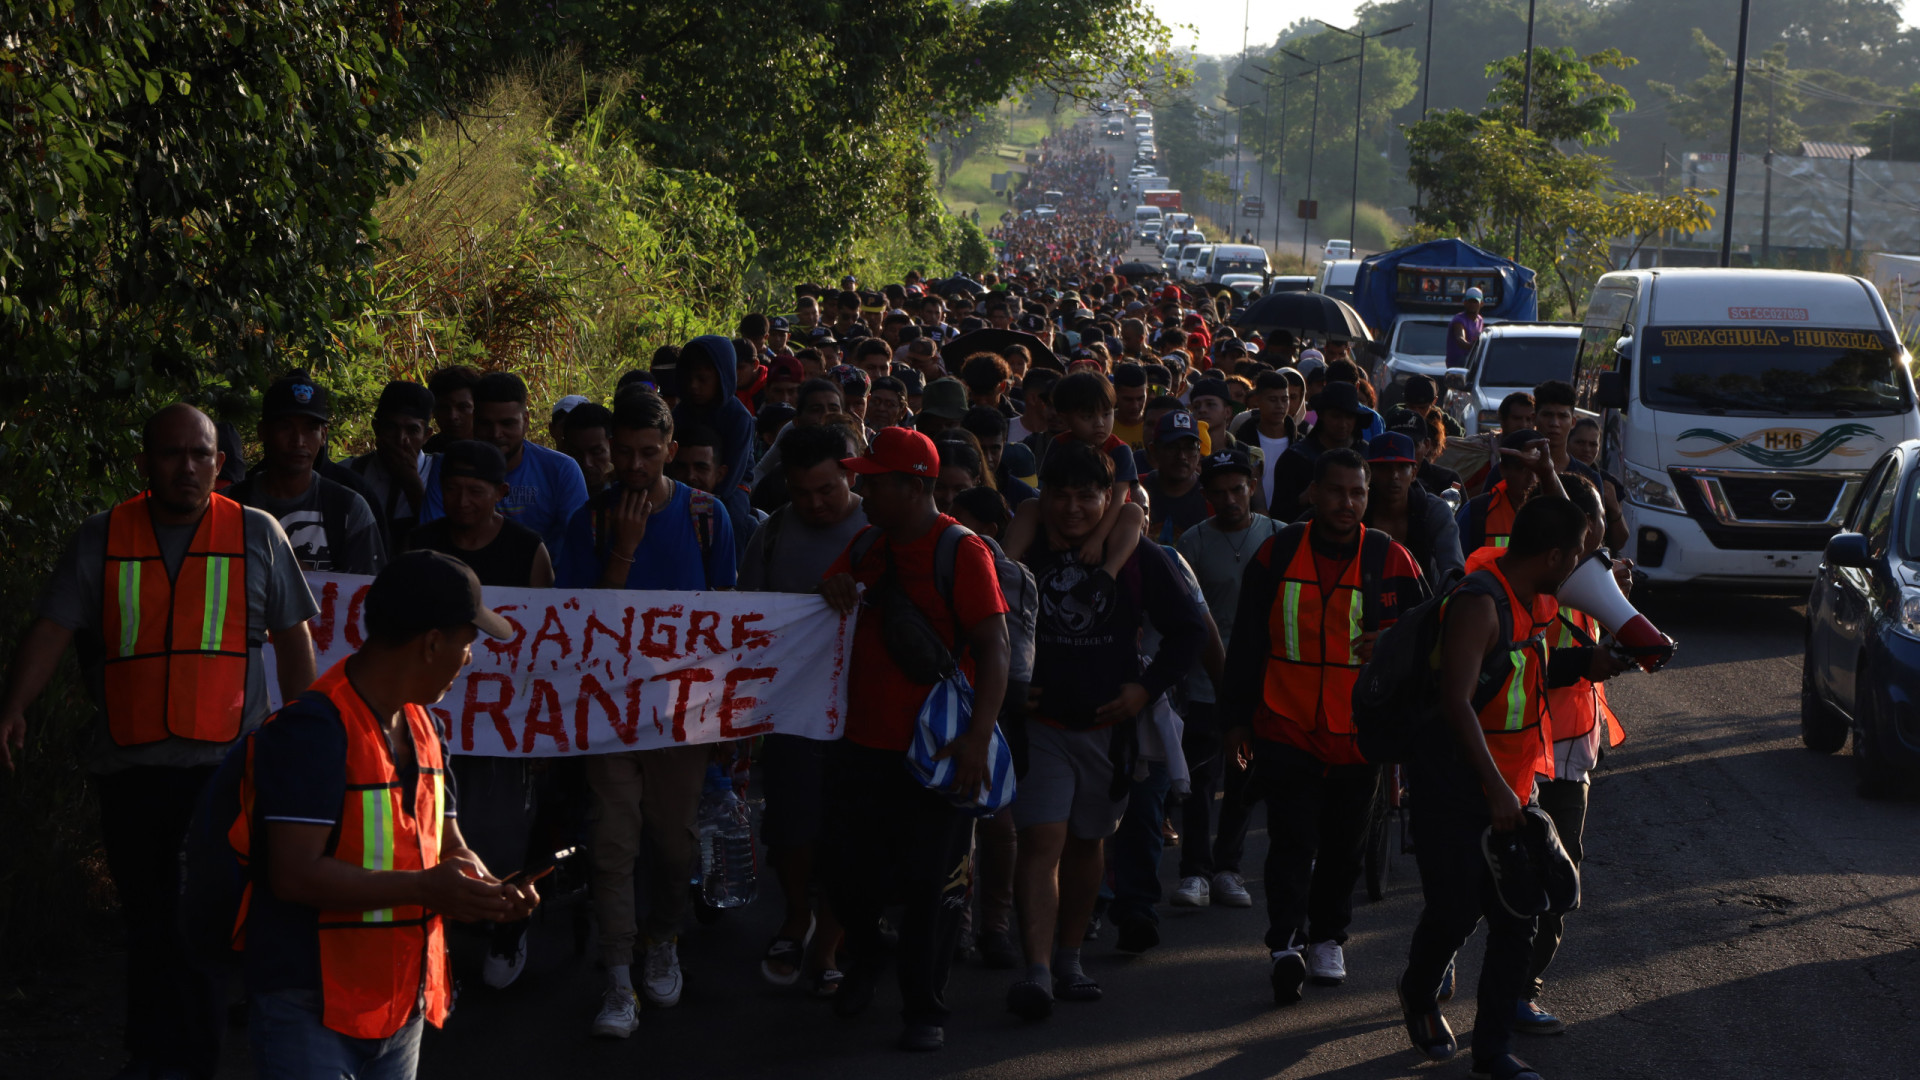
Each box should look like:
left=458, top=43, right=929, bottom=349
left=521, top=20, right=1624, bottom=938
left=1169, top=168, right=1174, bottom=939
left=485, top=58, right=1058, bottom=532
left=554, top=480, right=737, bottom=591
left=421, top=440, right=587, bottom=564
left=243, top=693, right=458, bottom=995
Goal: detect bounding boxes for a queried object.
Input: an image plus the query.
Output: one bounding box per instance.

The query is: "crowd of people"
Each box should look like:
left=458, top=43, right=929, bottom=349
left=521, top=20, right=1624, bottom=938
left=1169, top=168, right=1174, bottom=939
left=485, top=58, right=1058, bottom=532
left=0, top=130, right=1640, bottom=1080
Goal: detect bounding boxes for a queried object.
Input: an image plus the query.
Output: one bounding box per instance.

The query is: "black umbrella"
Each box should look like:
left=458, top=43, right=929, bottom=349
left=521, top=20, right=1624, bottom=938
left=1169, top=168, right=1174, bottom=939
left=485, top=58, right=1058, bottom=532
left=1232, top=291, right=1372, bottom=341
left=1115, top=261, right=1161, bottom=280
left=940, top=328, right=1059, bottom=372
left=938, top=275, right=988, bottom=296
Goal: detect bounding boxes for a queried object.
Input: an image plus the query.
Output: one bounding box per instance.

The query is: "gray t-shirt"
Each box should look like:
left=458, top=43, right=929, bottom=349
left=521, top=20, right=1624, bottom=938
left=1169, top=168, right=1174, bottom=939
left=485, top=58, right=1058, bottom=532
left=37, top=504, right=320, bottom=772
left=1175, top=515, right=1281, bottom=704
left=235, top=474, right=385, bottom=574
left=738, top=500, right=868, bottom=593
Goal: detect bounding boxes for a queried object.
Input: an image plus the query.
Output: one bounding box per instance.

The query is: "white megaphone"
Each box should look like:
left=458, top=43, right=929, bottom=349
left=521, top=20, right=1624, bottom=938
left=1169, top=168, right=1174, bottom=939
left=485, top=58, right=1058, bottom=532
left=1558, top=551, right=1676, bottom=672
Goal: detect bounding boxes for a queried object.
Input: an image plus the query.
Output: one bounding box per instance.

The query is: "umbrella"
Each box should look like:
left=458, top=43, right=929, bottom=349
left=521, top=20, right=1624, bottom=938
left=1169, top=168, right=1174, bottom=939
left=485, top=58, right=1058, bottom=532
left=1232, top=291, right=1372, bottom=342
left=1115, top=261, right=1161, bottom=280
left=939, top=275, right=988, bottom=296
left=940, top=328, right=1059, bottom=372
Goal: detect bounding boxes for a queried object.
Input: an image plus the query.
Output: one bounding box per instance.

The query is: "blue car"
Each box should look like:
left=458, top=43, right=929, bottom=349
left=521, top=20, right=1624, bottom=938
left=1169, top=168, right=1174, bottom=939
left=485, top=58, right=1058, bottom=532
left=1804, top=440, right=1920, bottom=797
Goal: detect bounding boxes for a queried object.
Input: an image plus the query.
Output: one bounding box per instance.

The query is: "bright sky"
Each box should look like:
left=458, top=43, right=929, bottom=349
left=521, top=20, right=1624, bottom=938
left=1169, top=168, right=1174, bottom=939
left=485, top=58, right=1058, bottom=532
left=1151, top=0, right=1920, bottom=57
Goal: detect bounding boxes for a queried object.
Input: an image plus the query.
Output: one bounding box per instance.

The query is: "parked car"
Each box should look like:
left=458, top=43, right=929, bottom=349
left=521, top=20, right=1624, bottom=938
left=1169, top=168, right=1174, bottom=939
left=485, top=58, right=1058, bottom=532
left=1315, top=258, right=1361, bottom=303
left=1442, top=323, right=1582, bottom=434
left=1205, top=244, right=1271, bottom=284
left=1324, top=239, right=1353, bottom=260
left=1804, top=439, right=1920, bottom=796
left=1178, top=244, right=1212, bottom=283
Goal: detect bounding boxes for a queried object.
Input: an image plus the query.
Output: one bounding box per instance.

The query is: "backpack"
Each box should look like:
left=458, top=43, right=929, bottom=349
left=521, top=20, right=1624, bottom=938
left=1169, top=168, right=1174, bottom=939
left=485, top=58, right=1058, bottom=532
left=845, top=522, right=1035, bottom=683
left=1350, top=569, right=1515, bottom=764
left=178, top=690, right=339, bottom=965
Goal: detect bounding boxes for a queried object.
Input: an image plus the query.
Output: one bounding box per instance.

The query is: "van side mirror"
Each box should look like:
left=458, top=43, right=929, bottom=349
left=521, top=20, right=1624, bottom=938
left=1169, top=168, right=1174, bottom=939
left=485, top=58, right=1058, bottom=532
left=1444, top=369, right=1468, bottom=392
left=1594, top=371, right=1629, bottom=410
left=1826, top=531, right=1871, bottom=569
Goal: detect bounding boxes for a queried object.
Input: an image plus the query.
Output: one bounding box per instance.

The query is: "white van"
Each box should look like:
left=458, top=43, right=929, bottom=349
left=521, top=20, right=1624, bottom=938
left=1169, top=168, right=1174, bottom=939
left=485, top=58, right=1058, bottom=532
left=1207, top=244, right=1270, bottom=283
left=1316, top=259, right=1361, bottom=303
left=1133, top=205, right=1163, bottom=225
left=1578, top=268, right=1920, bottom=584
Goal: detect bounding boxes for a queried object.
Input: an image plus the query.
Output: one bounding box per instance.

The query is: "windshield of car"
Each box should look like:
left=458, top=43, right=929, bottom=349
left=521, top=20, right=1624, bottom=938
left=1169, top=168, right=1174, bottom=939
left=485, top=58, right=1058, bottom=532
left=1215, top=257, right=1267, bottom=275
left=1394, top=321, right=1449, bottom=356
left=1640, top=326, right=1909, bottom=416
left=1478, top=336, right=1579, bottom=386
left=1322, top=283, right=1354, bottom=302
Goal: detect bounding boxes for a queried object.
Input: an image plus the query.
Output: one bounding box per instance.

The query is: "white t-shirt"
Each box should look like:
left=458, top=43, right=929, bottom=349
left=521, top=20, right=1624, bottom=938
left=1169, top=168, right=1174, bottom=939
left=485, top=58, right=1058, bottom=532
left=1258, top=431, right=1290, bottom=507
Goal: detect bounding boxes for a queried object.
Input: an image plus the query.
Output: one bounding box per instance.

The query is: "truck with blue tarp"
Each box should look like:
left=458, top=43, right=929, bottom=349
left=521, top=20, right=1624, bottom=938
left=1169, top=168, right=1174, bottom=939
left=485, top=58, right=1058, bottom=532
left=1349, top=238, right=1539, bottom=397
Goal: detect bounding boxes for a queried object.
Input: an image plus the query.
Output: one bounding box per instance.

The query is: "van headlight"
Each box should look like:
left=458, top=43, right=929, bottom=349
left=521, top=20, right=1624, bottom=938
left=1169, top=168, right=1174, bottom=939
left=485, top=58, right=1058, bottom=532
left=1624, top=463, right=1685, bottom=512
left=1898, top=591, right=1920, bottom=642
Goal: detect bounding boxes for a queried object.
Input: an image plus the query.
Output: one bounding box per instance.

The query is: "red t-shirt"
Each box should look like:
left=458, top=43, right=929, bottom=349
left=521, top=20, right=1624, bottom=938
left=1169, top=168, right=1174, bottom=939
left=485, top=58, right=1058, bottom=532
left=825, top=515, right=1010, bottom=751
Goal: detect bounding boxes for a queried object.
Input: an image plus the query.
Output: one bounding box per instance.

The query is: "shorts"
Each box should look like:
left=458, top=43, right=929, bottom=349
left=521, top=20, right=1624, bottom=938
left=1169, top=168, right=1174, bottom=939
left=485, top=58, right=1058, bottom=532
left=1012, top=722, right=1128, bottom=839
left=759, top=733, right=827, bottom=853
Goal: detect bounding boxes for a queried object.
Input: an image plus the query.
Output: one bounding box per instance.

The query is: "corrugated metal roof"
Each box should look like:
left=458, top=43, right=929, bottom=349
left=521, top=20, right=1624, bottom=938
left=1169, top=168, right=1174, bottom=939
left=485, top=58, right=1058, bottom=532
left=1801, top=141, right=1871, bottom=159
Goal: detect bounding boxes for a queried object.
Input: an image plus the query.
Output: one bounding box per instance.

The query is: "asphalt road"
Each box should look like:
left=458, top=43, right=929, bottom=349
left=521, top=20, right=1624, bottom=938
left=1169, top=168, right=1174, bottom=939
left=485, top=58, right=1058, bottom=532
left=385, top=584, right=1920, bottom=1080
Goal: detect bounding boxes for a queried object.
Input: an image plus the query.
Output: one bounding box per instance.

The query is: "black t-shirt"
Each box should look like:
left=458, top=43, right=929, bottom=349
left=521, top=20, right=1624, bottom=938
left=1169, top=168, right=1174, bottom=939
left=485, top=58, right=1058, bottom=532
left=1142, top=472, right=1210, bottom=542
left=407, top=518, right=545, bottom=588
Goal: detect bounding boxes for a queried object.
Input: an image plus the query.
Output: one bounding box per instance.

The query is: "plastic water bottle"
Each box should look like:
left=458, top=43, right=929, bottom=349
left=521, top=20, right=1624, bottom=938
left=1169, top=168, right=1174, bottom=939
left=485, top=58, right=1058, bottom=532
left=698, top=765, right=758, bottom=909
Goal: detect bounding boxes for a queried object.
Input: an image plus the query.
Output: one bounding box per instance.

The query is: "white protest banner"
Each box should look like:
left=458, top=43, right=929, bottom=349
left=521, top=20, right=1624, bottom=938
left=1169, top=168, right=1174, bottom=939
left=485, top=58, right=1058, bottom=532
left=274, top=574, right=854, bottom=756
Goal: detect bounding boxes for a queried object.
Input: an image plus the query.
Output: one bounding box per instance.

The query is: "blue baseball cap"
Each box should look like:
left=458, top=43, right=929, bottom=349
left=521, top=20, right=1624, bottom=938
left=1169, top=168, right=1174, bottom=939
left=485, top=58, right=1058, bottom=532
left=1154, top=409, right=1201, bottom=445
left=1366, top=432, right=1418, bottom=464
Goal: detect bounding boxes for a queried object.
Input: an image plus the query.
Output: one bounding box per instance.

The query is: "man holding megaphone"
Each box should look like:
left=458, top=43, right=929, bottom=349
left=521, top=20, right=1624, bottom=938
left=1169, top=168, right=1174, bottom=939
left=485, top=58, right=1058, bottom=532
left=1398, top=496, right=1632, bottom=1080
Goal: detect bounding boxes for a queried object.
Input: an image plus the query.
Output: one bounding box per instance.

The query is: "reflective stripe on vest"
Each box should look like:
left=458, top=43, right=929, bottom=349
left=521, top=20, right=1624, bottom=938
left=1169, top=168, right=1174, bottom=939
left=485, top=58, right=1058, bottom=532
left=1546, top=611, right=1624, bottom=746
left=100, top=492, right=250, bottom=746
left=303, top=659, right=452, bottom=1040
left=1261, top=522, right=1369, bottom=736
left=1457, top=561, right=1555, bottom=801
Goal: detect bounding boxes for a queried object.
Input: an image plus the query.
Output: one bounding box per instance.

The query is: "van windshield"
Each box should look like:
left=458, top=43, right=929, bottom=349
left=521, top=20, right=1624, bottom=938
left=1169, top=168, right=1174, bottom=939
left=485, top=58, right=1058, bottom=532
left=1640, top=325, right=1909, bottom=416
left=1479, top=336, right=1579, bottom=385
left=1216, top=257, right=1267, bottom=275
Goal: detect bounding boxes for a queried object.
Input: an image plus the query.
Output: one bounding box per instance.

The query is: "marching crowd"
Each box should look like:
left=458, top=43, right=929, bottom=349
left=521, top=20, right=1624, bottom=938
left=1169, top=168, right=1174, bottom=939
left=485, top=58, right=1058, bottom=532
left=0, top=134, right=1639, bottom=1080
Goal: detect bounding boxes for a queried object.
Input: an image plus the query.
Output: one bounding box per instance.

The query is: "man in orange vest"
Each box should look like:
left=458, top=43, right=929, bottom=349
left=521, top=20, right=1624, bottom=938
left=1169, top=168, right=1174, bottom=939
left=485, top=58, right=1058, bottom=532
left=1221, top=448, right=1428, bottom=1006
left=1398, top=496, right=1629, bottom=1080
left=242, top=551, right=540, bottom=1078
left=0, top=403, right=320, bottom=1080
left=1457, top=429, right=1545, bottom=552
left=1518, top=474, right=1628, bottom=1036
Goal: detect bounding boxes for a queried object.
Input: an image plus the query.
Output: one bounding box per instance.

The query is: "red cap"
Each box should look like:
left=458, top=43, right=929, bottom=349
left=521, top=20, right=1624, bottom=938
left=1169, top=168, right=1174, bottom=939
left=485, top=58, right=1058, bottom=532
left=768, top=355, right=805, bottom=385
left=842, top=427, right=940, bottom=477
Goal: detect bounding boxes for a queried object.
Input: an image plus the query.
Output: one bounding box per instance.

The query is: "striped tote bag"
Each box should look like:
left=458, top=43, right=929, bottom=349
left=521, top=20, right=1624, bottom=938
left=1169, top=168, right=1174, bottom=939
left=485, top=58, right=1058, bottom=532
left=907, top=671, right=1017, bottom=818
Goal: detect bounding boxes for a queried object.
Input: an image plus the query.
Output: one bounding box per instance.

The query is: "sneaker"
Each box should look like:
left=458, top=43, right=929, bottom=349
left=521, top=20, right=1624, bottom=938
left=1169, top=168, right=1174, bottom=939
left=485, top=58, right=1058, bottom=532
left=899, top=1023, right=945, bottom=1052
left=482, top=921, right=529, bottom=989
left=1438, top=959, right=1456, bottom=1003
left=1471, top=1053, right=1544, bottom=1080
left=1171, top=875, right=1211, bottom=907
left=1212, top=871, right=1252, bottom=908
left=591, top=984, right=640, bottom=1038
left=1514, top=999, right=1567, bottom=1035
left=980, top=927, right=1022, bottom=970
left=1306, top=940, right=1346, bottom=985
left=1269, top=948, right=1307, bottom=1006
left=641, top=939, right=683, bottom=1008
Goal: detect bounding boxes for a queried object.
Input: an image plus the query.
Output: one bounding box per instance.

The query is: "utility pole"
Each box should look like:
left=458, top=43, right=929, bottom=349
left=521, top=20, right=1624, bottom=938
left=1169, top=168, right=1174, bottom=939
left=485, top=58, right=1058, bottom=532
left=1760, top=60, right=1775, bottom=266
left=1253, top=63, right=1296, bottom=256
left=1512, top=0, right=1537, bottom=261
left=1845, top=149, right=1858, bottom=258
left=1280, top=48, right=1361, bottom=263
left=1421, top=0, right=1437, bottom=119
left=1321, top=20, right=1412, bottom=250
left=1241, top=74, right=1273, bottom=255
left=1720, top=0, right=1754, bottom=268
left=1657, top=141, right=1669, bottom=267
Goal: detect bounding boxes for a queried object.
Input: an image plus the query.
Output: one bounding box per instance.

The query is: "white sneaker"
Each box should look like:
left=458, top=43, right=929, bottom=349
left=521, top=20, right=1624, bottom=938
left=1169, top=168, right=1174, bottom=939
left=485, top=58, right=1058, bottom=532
left=642, top=939, right=683, bottom=1007
left=1171, top=875, right=1211, bottom=907
left=482, top=923, right=529, bottom=989
left=1307, top=940, right=1346, bottom=985
left=591, top=984, right=639, bottom=1038
left=1212, top=871, right=1253, bottom=908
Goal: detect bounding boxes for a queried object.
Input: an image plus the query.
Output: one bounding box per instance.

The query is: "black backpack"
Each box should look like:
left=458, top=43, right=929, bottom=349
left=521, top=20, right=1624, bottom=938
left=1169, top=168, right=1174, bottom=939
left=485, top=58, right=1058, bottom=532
left=1351, top=569, right=1522, bottom=763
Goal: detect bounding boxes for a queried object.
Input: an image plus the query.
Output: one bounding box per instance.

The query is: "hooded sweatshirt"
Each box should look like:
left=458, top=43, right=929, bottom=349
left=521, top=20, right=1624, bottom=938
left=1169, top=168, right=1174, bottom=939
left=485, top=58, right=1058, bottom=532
left=673, top=334, right=760, bottom=558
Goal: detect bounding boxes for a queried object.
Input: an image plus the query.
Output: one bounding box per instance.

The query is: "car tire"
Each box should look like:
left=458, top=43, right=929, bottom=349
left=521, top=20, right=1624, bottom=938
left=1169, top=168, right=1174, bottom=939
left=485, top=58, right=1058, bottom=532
left=1852, top=672, right=1908, bottom=800
left=1800, top=657, right=1848, bottom=754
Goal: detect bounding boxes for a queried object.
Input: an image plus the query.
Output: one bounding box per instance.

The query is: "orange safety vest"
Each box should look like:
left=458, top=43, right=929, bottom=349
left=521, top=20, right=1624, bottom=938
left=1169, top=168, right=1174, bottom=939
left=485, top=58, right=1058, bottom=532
left=1480, top=483, right=1519, bottom=550
left=1453, top=560, right=1555, bottom=803
left=1260, top=521, right=1375, bottom=738
left=1546, top=611, right=1626, bottom=748
left=236, top=660, right=452, bottom=1040
left=100, top=491, right=250, bottom=746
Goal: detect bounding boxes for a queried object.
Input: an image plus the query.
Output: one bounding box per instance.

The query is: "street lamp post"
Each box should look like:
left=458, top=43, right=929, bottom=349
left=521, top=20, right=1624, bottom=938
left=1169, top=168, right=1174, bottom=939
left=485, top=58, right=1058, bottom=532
left=1280, top=47, right=1360, bottom=262
left=1420, top=0, right=1437, bottom=119
left=1720, top=0, right=1754, bottom=268
left=1320, top=20, right=1412, bottom=251
left=1250, top=63, right=1298, bottom=255
left=1240, top=73, right=1270, bottom=252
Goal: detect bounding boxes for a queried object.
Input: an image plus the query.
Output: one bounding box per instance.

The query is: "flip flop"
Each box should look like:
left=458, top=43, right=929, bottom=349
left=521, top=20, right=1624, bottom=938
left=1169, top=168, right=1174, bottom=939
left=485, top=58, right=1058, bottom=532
left=760, top=916, right=815, bottom=988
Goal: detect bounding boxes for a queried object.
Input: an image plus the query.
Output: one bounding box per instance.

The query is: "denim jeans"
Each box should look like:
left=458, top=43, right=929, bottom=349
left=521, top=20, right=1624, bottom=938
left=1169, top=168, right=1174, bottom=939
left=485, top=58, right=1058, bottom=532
left=1107, top=760, right=1173, bottom=927
left=248, top=989, right=423, bottom=1080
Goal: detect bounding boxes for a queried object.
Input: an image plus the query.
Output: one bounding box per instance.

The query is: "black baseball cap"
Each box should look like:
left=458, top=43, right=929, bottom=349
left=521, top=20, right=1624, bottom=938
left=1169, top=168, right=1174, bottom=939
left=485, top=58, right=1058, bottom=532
left=1201, top=448, right=1256, bottom=481
left=1312, top=380, right=1362, bottom=418
left=364, top=550, right=514, bottom=642
left=262, top=371, right=333, bottom=423
left=440, top=439, right=508, bottom=485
